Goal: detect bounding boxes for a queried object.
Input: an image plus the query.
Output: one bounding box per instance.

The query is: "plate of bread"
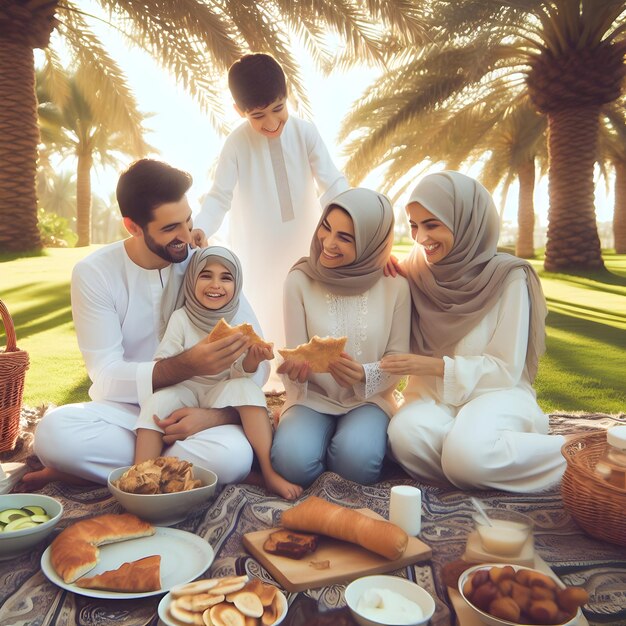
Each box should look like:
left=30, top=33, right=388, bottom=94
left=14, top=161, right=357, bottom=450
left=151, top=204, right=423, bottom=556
left=41, top=513, right=214, bottom=599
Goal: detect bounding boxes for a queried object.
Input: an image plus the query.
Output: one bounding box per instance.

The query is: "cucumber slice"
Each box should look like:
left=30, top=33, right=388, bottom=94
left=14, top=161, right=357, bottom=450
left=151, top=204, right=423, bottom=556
left=3, top=518, right=38, bottom=532
left=0, top=508, right=30, bottom=524
left=29, top=514, right=51, bottom=523
left=21, top=505, right=47, bottom=516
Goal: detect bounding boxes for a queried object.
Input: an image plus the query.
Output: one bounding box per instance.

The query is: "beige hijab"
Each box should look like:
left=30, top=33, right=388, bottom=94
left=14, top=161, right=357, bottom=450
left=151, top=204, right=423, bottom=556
left=291, top=187, right=394, bottom=295
left=405, top=171, right=547, bottom=381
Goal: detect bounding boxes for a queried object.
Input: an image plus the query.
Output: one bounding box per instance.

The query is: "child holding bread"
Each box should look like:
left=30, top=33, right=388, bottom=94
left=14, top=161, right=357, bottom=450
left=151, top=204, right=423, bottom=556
left=135, top=246, right=302, bottom=500
left=271, top=188, right=411, bottom=487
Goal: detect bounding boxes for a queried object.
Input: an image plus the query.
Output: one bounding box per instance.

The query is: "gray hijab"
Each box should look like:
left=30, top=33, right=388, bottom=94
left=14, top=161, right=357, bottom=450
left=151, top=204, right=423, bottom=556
left=405, top=171, right=547, bottom=381
left=159, top=246, right=242, bottom=338
left=290, top=187, right=394, bottom=295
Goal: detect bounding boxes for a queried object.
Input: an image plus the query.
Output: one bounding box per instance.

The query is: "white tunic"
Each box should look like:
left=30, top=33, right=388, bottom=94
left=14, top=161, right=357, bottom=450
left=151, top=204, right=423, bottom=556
left=388, top=275, right=565, bottom=492
left=281, top=270, right=412, bottom=417
left=195, top=116, right=349, bottom=349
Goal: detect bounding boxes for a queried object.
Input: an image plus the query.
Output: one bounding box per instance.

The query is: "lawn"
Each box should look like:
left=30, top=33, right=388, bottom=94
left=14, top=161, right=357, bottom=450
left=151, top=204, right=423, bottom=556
left=1, top=246, right=625, bottom=414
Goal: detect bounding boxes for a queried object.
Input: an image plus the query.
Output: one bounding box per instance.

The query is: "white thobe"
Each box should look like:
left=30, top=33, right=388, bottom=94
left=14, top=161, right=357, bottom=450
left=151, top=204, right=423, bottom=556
left=195, top=116, right=349, bottom=353
left=33, top=241, right=265, bottom=484
left=388, top=275, right=566, bottom=493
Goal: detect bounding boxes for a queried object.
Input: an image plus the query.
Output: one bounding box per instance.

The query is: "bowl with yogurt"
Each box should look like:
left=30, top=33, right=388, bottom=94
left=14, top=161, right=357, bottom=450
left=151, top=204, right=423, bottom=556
left=345, top=574, right=436, bottom=626
left=472, top=508, right=533, bottom=557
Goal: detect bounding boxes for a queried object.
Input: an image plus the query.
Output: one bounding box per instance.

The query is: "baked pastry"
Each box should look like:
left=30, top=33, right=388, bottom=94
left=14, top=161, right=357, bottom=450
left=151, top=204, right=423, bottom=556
left=208, top=318, right=272, bottom=350
left=112, top=456, right=202, bottom=494
left=280, top=496, right=408, bottom=560
left=76, top=554, right=161, bottom=592
left=50, top=513, right=155, bottom=583
left=278, top=336, right=347, bottom=373
left=263, top=529, right=319, bottom=559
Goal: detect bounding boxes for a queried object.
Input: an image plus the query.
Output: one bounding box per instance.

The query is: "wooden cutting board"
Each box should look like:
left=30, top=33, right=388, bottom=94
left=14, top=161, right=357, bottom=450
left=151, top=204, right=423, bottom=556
left=243, top=508, right=431, bottom=592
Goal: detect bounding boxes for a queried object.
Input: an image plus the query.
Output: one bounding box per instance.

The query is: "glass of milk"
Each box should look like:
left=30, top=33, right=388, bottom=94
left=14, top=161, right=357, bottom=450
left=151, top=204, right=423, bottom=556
left=472, top=508, right=533, bottom=557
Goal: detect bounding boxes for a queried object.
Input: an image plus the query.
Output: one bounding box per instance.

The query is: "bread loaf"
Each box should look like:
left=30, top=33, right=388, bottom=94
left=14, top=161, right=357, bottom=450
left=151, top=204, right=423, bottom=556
left=50, top=513, right=155, bottom=583
left=280, top=496, right=408, bottom=560
left=76, top=554, right=161, bottom=592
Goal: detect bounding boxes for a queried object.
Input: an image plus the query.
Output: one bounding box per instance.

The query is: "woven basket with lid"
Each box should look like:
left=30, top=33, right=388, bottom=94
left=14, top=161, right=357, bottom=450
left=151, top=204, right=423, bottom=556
left=0, top=299, right=29, bottom=452
left=561, top=430, right=626, bottom=547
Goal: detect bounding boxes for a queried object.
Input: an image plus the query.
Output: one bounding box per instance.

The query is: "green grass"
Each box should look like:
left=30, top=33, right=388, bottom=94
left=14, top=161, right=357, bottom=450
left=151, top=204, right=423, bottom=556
left=1, top=247, right=625, bottom=414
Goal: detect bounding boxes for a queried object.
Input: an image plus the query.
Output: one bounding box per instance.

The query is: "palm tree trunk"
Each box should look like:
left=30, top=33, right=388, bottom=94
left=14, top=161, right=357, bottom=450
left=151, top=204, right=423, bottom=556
left=0, top=42, right=41, bottom=252
left=516, top=159, right=535, bottom=258
left=614, top=161, right=626, bottom=254
left=75, top=152, right=93, bottom=247
left=544, top=106, right=604, bottom=271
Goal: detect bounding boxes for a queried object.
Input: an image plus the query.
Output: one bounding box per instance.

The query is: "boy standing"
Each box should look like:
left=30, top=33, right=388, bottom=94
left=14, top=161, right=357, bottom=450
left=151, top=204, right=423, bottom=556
left=195, top=53, right=349, bottom=378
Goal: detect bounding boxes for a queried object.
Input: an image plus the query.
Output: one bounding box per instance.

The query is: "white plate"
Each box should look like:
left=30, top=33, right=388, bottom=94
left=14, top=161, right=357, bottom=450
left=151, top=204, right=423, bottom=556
left=158, top=586, right=288, bottom=626
left=41, top=527, right=214, bottom=599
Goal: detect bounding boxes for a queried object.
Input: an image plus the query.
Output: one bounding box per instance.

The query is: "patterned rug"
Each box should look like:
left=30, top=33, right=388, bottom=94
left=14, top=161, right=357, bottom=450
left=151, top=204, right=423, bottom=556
left=1, top=410, right=625, bottom=626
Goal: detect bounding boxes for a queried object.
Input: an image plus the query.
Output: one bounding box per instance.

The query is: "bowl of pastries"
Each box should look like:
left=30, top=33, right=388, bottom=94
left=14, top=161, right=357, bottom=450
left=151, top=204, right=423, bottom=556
left=345, top=574, right=436, bottom=626
left=0, top=493, right=63, bottom=560
left=158, top=574, right=288, bottom=626
left=108, top=456, right=218, bottom=526
left=458, top=563, right=588, bottom=626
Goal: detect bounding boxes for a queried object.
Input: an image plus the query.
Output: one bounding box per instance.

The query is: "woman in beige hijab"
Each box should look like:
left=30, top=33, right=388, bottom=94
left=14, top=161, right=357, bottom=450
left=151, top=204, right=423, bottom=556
left=383, top=171, right=565, bottom=493
left=271, top=188, right=411, bottom=487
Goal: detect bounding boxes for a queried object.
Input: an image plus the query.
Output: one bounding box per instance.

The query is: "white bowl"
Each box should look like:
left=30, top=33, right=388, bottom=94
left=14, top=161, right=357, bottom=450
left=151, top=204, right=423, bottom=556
left=458, top=563, right=583, bottom=626
left=345, top=574, right=436, bottom=626
left=472, top=508, right=534, bottom=557
left=0, top=493, right=63, bottom=560
left=107, top=464, right=218, bottom=526
left=158, top=584, right=288, bottom=626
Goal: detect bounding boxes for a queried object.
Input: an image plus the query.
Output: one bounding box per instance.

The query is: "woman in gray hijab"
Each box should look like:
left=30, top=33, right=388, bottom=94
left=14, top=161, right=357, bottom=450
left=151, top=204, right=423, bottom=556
left=382, top=171, right=565, bottom=493
left=270, top=187, right=411, bottom=487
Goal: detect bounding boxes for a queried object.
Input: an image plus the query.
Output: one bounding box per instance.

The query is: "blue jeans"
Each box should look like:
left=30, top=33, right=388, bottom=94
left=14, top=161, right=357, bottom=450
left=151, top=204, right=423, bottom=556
left=270, top=404, right=389, bottom=487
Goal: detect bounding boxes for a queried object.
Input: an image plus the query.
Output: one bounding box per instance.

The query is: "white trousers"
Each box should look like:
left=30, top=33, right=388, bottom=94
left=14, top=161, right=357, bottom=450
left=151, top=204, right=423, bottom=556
left=388, top=388, right=566, bottom=493
left=33, top=401, right=253, bottom=486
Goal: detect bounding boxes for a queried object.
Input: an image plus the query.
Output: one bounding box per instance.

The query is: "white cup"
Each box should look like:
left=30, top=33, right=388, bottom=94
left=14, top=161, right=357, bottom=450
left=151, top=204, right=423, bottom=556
left=389, top=485, right=422, bottom=536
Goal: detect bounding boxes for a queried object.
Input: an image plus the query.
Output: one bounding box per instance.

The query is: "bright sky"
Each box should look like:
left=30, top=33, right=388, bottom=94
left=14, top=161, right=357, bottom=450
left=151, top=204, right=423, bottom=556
left=42, top=12, right=615, bottom=230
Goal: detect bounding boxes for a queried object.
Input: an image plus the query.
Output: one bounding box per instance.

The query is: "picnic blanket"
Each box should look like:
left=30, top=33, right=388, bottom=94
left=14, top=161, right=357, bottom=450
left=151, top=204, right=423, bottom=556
left=1, top=411, right=625, bottom=626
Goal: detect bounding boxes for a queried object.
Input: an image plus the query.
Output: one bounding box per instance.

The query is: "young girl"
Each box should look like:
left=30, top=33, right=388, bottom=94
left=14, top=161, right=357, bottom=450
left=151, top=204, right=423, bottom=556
left=382, top=171, right=565, bottom=492
left=270, top=188, right=411, bottom=487
left=135, top=246, right=302, bottom=500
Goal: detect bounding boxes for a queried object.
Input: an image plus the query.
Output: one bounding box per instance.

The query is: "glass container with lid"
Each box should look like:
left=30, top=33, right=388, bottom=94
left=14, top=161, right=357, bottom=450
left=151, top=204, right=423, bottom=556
left=595, top=426, right=626, bottom=488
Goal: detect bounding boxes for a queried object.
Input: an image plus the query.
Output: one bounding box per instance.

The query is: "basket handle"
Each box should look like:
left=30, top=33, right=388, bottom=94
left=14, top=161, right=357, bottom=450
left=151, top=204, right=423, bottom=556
left=0, top=299, right=18, bottom=352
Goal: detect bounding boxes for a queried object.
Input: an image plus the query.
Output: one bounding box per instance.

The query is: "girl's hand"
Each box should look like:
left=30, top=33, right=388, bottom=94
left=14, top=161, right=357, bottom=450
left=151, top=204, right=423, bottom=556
left=328, top=353, right=364, bottom=388
left=277, top=358, right=311, bottom=383
left=243, top=343, right=275, bottom=373
left=190, top=228, right=208, bottom=248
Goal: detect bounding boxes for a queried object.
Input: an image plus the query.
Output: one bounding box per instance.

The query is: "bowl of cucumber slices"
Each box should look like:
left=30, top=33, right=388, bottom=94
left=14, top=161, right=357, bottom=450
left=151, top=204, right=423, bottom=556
left=0, top=493, right=63, bottom=559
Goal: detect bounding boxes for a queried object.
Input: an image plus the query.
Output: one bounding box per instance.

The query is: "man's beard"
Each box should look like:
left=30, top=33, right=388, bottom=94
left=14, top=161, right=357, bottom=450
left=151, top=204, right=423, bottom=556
left=143, top=228, right=189, bottom=264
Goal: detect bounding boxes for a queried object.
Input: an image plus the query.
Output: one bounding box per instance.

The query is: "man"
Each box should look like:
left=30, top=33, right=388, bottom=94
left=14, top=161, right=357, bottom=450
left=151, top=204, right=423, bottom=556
left=25, top=159, right=264, bottom=488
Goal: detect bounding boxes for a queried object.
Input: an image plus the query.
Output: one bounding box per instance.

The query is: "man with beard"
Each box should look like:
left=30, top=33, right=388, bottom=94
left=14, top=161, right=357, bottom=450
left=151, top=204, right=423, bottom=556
left=25, top=160, right=265, bottom=488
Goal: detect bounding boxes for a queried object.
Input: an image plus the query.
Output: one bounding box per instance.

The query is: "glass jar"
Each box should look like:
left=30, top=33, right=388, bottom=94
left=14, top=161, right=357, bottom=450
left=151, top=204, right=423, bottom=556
left=595, top=426, right=626, bottom=488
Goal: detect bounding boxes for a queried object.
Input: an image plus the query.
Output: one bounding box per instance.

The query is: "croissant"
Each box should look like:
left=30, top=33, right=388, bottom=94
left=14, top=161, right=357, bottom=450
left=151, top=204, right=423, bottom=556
left=76, top=554, right=161, bottom=592
left=280, top=496, right=408, bottom=560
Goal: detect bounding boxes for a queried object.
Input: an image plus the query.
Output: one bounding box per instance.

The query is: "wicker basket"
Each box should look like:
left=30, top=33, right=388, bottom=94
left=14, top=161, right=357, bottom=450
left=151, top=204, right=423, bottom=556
left=561, top=431, right=626, bottom=546
left=0, top=299, right=29, bottom=452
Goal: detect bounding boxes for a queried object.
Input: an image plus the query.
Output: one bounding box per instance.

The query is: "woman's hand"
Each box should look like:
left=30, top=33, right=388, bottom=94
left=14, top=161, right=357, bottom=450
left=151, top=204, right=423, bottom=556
left=328, top=353, right=365, bottom=388
left=383, top=254, right=406, bottom=277
left=380, top=353, right=444, bottom=377
left=155, top=407, right=239, bottom=445
left=277, top=358, right=311, bottom=383
left=243, top=343, right=275, bottom=373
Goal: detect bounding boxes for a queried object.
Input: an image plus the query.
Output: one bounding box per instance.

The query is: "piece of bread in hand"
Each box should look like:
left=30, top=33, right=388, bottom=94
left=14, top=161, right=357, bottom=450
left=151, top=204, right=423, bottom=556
left=76, top=554, right=161, bottom=592
left=278, top=336, right=347, bottom=373
left=208, top=318, right=272, bottom=350
left=263, top=529, right=319, bottom=559
left=280, top=495, right=408, bottom=560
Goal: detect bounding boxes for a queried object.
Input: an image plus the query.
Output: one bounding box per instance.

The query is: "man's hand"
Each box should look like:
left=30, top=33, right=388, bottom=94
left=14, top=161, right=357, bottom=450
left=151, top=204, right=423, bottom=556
left=383, top=254, right=406, bottom=277
left=243, top=343, right=274, bottom=373
left=190, top=228, right=208, bottom=248
left=155, top=406, right=239, bottom=445
left=328, top=353, right=364, bottom=388
left=277, top=358, right=311, bottom=383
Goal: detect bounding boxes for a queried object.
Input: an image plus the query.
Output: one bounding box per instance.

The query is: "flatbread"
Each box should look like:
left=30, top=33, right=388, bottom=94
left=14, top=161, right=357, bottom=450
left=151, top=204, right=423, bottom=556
left=278, top=336, right=347, bottom=373
left=207, top=318, right=273, bottom=350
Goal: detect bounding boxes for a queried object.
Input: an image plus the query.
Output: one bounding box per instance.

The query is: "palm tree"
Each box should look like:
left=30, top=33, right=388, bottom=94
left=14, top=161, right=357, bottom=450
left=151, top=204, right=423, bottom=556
left=342, top=1, right=626, bottom=272
left=37, top=63, right=153, bottom=246
left=0, top=1, right=426, bottom=253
